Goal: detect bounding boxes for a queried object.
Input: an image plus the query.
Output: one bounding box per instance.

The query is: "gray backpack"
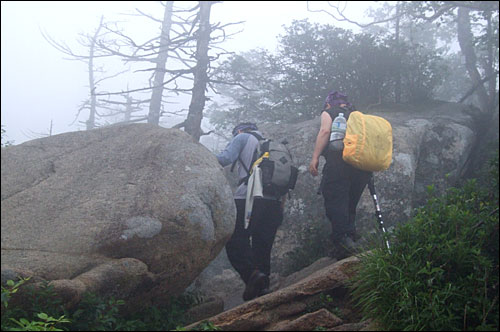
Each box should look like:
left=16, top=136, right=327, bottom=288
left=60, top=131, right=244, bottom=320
left=234, top=132, right=298, bottom=197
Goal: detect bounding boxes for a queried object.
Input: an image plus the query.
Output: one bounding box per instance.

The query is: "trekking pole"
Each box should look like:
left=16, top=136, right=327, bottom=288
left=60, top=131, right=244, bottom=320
left=367, top=175, right=391, bottom=252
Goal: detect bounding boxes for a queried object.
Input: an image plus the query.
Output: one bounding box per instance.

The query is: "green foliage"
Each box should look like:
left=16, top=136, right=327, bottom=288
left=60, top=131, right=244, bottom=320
left=207, top=49, right=280, bottom=131
left=121, top=291, right=204, bottom=331
left=306, top=292, right=343, bottom=318
left=349, top=166, right=499, bottom=330
left=1, top=278, right=205, bottom=331
left=484, top=148, right=499, bottom=199
left=8, top=313, right=70, bottom=331
left=209, top=19, right=449, bottom=130
left=273, top=19, right=447, bottom=110
left=67, top=293, right=128, bottom=331
left=185, top=321, right=221, bottom=331
left=23, top=282, right=64, bottom=320
left=313, top=327, right=328, bottom=331
left=2, top=278, right=70, bottom=331
left=2, top=278, right=29, bottom=308
left=209, top=2, right=498, bottom=131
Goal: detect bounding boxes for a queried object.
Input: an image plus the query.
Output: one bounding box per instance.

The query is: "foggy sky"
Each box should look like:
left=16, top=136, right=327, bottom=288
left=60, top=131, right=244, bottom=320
left=1, top=1, right=370, bottom=145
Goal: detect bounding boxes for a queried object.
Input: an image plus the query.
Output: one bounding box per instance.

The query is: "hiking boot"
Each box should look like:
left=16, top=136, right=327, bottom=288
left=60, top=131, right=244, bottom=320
left=258, top=275, right=271, bottom=296
left=347, top=231, right=361, bottom=242
left=341, top=235, right=357, bottom=251
left=331, top=235, right=357, bottom=260
left=332, top=243, right=350, bottom=260
left=243, top=270, right=268, bottom=301
left=259, top=287, right=271, bottom=296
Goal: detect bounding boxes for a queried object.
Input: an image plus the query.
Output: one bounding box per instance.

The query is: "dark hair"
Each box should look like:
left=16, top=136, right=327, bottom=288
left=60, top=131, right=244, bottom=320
left=232, top=122, right=258, bottom=137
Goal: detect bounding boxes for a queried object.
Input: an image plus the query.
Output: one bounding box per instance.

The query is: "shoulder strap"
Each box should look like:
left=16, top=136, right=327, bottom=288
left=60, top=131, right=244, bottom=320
left=247, top=131, right=264, bottom=141
left=230, top=131, right=263, bottom=177
left=324, top=105, right=354, bottom=121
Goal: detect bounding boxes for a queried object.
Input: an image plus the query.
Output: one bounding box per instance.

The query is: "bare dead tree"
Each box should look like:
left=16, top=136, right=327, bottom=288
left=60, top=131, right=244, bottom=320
left=21, top=120, right=54, bottom=140
left=306, top=1, right=406, bottom=28
left=183, top=1, right=213, bottom=141
left=41, top=16, right=128, bottom=130
left=98, top=90, right=150, bottom=125
left=94, top=2, right=200, bottom=126
left=148, top=1, right=174, bottom=125
left=170, top=2, right=246, bottom=140
left=93, top=1, right=243, bottom=140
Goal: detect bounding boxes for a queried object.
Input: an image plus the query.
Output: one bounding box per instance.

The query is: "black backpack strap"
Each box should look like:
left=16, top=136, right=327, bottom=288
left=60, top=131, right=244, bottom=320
left=233, top=155, right=252, bottom=186
left=324, top=105, right=353, bottom=121
left=238, top=155, right=251, bottom=175
left=230, top=159, right=238, bottom=173
left=247, top=131, right=264, bottom=141
left=230, top=131, right=263, bottom=185
left=231, top=155, right=250, bottom=174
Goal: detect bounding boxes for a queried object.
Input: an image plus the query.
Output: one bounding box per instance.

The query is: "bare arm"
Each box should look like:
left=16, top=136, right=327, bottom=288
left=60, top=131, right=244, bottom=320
left=309, top=112, right=332, bottom=176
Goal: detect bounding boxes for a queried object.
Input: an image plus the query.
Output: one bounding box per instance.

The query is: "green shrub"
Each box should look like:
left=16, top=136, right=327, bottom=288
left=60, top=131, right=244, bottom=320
left=1, top=278, right=70, bottom=331
left=122, top=291, right=204, bottom=331
left=1, top=277, right=204, bottom=331
left=177, top=320, right=221, bottom=331
left=67, top=292, right=130, bottom=331
left=306, top=292, right=343, bottom=318
left=349, top=173, right=499, bottom=330
left=8, top=312, right=71, bottom=331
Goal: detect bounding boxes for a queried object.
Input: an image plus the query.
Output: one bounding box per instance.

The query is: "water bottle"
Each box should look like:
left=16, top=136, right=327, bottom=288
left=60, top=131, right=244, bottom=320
left=329, top=112, right=346, bottom=151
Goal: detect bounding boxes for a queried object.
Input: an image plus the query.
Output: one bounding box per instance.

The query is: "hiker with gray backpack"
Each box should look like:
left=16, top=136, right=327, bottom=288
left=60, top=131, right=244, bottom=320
left=216, top=122, right=297, bottom=301
left=309, top=91, right=393, bottom=259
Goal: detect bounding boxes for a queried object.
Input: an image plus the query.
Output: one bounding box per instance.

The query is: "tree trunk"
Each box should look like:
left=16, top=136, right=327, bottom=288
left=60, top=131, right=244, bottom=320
left=394, top=1, right=401, bottom=103
left=456, top=7, right=499, bottom=179
left=87, top=57, right=96, bottom=130
left=147, top=1, right=174, bottom=125
left=457, top=7, right=490, bottom=113
left=86, top=16, right=104, bottom=130
left=184, top=1, right=212, bottom=141
left=484, top=10, right=496, bottom=110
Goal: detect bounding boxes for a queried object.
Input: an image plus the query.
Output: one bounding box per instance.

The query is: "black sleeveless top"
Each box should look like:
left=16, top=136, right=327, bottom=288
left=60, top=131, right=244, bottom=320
left=322, top=105, right=354, bottom=122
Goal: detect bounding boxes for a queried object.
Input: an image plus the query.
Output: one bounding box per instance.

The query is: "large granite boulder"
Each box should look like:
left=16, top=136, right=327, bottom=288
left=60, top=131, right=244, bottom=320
left=191, top=101, right=479, bottom=308
left=1, top=124, right=235, bottom=306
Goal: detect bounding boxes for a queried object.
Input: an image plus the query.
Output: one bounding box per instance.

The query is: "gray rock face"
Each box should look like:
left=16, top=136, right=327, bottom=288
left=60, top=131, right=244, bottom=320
left=191, top=102, right=478, bottom=306
left=1, top=124, right=235, bottom=305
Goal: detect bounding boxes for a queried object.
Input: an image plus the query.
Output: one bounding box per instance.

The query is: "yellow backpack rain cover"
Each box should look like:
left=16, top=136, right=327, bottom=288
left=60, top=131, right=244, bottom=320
left=342, top=111, right=393, bottom=172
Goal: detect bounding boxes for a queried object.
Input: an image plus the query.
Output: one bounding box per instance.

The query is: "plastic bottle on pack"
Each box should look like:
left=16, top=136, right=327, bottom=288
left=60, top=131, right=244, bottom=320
left=329, top=112, right=346, bottom=151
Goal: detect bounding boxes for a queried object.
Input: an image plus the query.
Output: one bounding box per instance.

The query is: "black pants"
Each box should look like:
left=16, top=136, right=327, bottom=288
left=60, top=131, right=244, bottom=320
left=225, top=198, right=283, bottom=284
left=321, top=151, right=372, bottom=241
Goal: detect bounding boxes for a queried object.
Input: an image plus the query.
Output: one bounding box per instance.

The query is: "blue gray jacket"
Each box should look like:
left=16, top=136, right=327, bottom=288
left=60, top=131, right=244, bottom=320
left=217, top=131, right=260, bottom=199
left=217, top=131, right=274, bottom=200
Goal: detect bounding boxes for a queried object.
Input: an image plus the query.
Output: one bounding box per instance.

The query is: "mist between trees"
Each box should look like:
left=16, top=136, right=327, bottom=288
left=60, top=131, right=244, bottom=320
left=23, top=1, right=498, bottom=148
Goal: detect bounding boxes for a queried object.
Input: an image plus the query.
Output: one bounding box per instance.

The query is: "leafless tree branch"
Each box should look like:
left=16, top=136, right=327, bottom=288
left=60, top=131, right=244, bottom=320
left=306, top=1, right=405, bottom=28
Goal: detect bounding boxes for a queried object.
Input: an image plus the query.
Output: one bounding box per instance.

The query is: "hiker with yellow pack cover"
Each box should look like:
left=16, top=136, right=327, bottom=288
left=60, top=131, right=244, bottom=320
left=309, top=91, right=392, bottom=259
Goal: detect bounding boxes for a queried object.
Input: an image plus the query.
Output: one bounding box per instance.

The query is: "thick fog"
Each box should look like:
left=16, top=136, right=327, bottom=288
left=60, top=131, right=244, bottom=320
left=1, top=1, right=372, bottom=146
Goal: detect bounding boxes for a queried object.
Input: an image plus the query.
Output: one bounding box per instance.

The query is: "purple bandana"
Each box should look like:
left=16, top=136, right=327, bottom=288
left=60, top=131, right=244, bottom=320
left=324, top=91, right=351, bottom=109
